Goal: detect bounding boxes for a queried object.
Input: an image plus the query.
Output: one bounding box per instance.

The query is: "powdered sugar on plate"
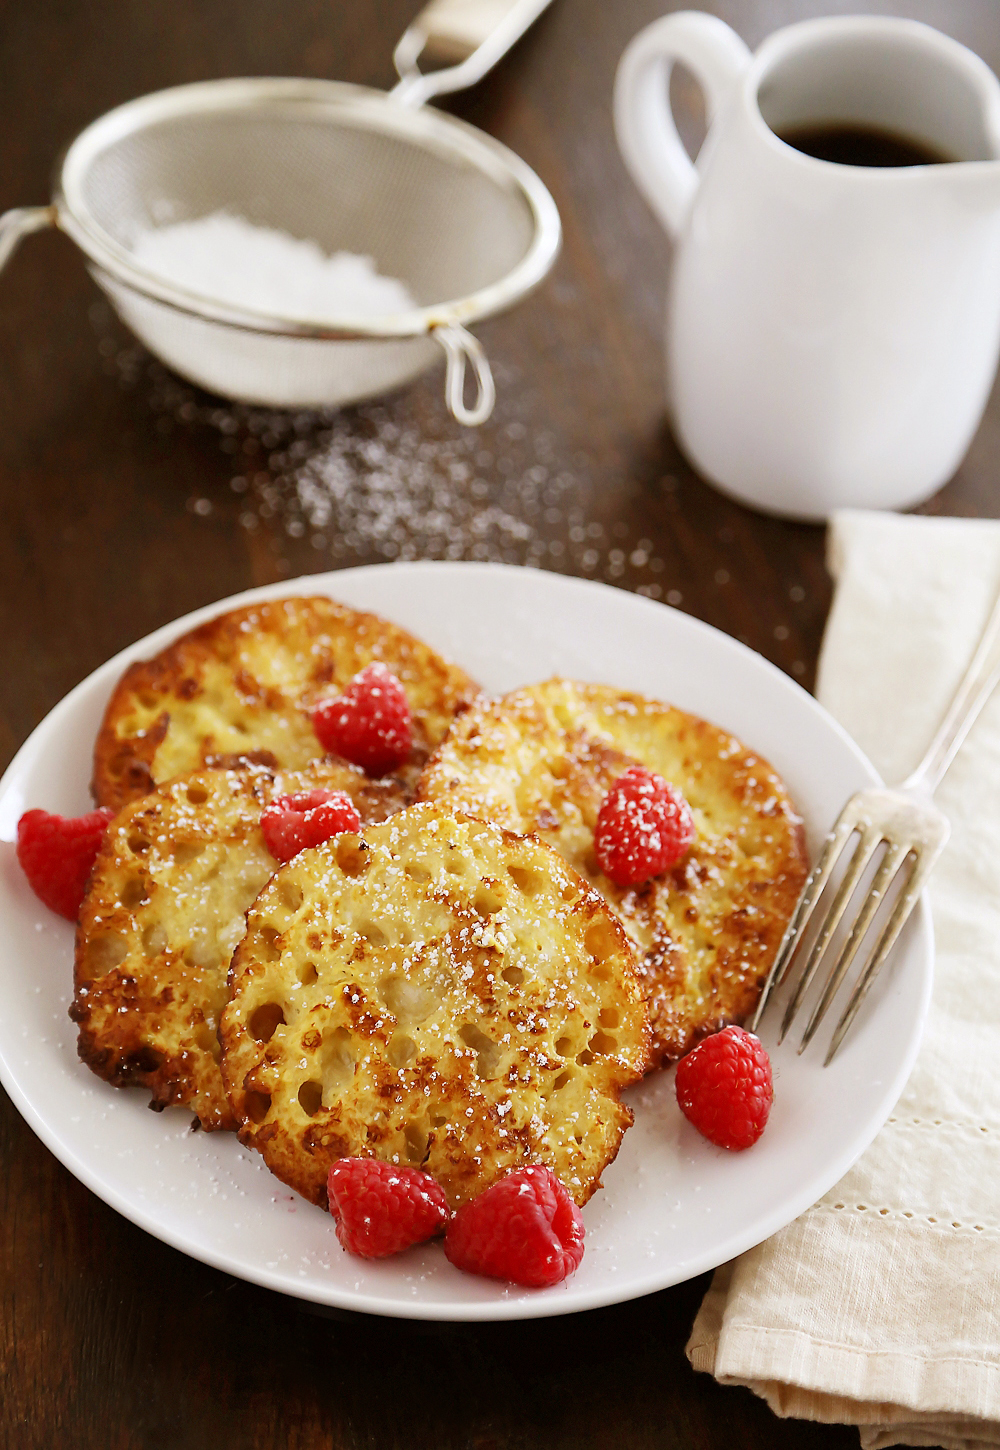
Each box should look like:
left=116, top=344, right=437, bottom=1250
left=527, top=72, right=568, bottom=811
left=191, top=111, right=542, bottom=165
left=129, top=212, right=417, bottom=322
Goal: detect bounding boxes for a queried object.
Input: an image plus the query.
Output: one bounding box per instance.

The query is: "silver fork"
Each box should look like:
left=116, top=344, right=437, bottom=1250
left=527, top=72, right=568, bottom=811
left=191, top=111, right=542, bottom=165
left=748, top=583, right=1000, bottom=1065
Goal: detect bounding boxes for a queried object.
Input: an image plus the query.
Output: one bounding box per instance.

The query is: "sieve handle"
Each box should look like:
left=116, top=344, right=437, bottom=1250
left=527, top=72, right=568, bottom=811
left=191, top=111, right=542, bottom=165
left=391, top=0, right=553, bottom=107
left=0, top=206, right=57, bottom=275
left=434, top=324, right=496, bottom=426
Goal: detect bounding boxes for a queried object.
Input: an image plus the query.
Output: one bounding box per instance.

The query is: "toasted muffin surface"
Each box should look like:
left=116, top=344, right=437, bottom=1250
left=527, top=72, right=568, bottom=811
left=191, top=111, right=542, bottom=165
left=93, top=595, right=479, bottom=810
left=220, top=803, right=649, bottom=1210
left=418, top=680, right=808, bottom=1068
left=72, top=760, right=410, bottom=1129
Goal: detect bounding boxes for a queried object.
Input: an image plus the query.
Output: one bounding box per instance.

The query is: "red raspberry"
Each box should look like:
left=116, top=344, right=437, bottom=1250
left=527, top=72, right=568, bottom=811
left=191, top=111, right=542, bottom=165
left=594, top=765, right=695, bottom=887
left=260, top=789, right=361, bottom=863
left=16, top=807, right=114, bottom=921
left=311, top=662, right=412, bottom=776
left=675, top=1025, right=773, bottom=1150
left=327, top=1158, right=451, bottom=1258
left=444, top=1165, right=585, bottom=1288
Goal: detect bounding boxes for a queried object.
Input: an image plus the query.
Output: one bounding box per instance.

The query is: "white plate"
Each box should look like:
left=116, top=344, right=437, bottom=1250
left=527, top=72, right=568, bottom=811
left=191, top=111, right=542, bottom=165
left=0, top=562, right=931, bottom=1321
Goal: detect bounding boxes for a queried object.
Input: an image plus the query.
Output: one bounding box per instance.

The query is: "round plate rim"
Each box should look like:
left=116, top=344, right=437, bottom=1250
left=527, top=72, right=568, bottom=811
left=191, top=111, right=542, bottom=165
left=0, top=562, right=932, bottom=1320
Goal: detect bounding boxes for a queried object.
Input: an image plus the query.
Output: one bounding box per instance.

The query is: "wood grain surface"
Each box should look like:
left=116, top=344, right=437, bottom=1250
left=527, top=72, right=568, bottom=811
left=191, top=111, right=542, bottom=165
left=3, top=2, right=999, bottom=1446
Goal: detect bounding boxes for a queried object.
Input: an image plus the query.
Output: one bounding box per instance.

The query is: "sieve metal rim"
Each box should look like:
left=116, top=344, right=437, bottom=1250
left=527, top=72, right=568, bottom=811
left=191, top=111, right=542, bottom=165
left=54, top=76, right=561, bottom=340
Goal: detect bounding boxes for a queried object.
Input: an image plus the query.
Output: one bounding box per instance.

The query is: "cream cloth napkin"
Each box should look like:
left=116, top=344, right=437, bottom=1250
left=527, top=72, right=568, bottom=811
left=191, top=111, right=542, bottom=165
left=686, top=510, right=1000, bottom=1450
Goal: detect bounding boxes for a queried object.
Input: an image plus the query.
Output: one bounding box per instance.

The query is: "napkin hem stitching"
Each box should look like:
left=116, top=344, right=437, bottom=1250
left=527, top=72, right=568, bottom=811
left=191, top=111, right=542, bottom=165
left=722, top=1324, right=1000, bottom=1375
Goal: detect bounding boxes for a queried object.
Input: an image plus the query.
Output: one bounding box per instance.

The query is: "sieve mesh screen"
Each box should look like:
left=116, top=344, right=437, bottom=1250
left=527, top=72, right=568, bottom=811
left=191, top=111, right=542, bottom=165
left=57, top=79, right=558, bottom=414
left=80, top=109, right=535, bottom=309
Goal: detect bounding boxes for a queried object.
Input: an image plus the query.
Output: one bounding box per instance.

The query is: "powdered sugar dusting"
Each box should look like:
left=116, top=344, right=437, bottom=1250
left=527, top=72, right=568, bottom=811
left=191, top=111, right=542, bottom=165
left=91, top=304, right=671, bottom=599
left=130, top=213, right=417, bottom=323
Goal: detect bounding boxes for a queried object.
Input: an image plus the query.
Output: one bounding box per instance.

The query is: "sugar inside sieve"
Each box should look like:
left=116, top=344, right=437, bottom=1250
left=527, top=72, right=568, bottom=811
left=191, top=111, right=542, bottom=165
left=0, top=1, right=561, bottom=423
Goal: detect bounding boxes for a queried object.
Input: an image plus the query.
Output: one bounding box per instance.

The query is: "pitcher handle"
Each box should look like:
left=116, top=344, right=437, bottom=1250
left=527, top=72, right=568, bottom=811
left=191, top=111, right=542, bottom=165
left=614, top=12, right=751, bottom=239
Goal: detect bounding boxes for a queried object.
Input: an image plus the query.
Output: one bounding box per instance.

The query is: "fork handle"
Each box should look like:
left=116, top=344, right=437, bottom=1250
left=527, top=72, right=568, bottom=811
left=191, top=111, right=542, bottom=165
left=903, top=581, right=1000, bottom=796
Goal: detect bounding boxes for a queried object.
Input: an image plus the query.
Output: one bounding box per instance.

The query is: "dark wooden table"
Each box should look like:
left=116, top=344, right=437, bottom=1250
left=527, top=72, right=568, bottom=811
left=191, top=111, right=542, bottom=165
left=3, top=2, right=997, bottom=1446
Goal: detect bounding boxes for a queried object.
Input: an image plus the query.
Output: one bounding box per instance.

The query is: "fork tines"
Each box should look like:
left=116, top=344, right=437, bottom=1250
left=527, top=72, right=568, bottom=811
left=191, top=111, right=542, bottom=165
left=747, top=787, right=949, bottom=1064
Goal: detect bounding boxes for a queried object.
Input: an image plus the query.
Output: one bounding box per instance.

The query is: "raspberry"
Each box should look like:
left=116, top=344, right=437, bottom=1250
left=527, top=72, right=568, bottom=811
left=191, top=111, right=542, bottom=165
left=594, top=765, right=695, bottom=887
left=444, top=1165, right=585, bottom=1288
left=16, top=807, right=114, bottom=921
left=311, top=662, right=412, bottom=776
left=675, top=1025, right=773, bottom=1150
left=260, top=789, right=361, bottom=863
left=327, top=1158, right=451, bottom=1258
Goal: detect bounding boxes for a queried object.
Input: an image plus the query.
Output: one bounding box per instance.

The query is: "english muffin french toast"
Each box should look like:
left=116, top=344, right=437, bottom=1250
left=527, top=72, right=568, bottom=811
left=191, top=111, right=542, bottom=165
left=418, top=680, right=808, bottom=1069
left=72, top=760, right=409, bottom=1130
left=92, top=596, right=479, bottom=811
left=220, top=804, right=650, bottom=1210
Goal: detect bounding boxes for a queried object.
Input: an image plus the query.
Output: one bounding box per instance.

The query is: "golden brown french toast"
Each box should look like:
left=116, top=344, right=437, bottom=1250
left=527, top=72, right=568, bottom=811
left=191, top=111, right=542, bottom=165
left=418, top=680, right=808, bottom=1069
left=72, top=760, right=409, bottom=1130
left=92, top=595, right=479, bottom=811
left=220, top=804, right=649, bottom=1210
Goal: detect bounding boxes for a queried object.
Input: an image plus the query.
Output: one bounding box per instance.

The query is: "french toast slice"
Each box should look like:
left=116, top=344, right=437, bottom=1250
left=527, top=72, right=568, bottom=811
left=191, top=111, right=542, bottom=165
left=418, top=680, right=808, bottom=1069
left=72, top=760, right=409, bottom=1130
left=220, top=803, right=649, bottom=1210
left=92, top=595, right=479, bottom=811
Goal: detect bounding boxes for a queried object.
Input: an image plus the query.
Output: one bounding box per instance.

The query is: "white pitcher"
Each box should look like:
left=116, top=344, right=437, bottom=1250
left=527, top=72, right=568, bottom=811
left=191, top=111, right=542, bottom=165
left=614, top=13, right=1000, bottom=521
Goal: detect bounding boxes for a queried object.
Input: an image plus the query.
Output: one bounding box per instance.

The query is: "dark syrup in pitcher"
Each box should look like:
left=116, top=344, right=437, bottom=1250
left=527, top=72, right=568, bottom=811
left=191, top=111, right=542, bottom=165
left=778, top=122, right=953, bottom=167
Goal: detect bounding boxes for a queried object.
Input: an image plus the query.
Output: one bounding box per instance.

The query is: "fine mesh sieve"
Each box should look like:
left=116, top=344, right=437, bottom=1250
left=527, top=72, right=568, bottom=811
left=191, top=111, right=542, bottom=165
left=0, top=0, right=560, bottom=423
